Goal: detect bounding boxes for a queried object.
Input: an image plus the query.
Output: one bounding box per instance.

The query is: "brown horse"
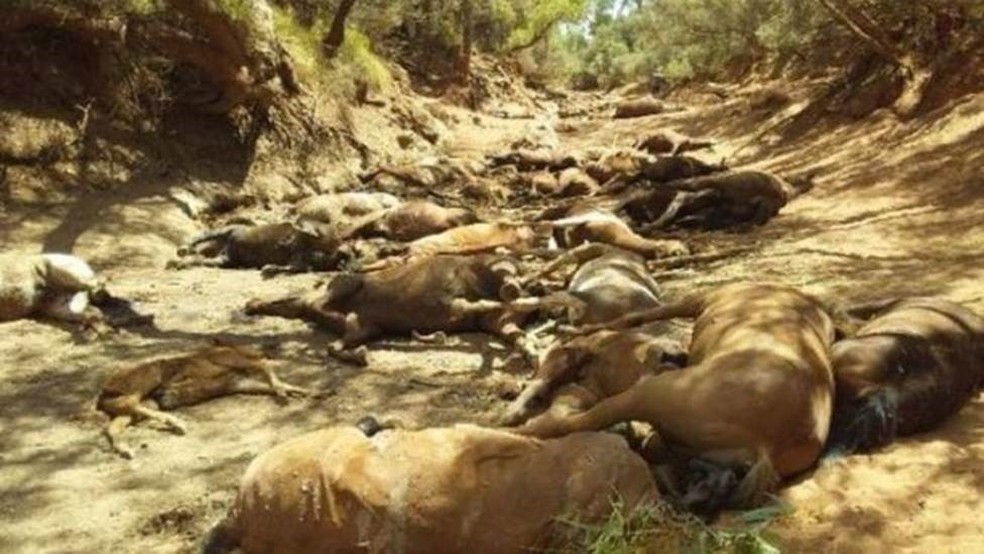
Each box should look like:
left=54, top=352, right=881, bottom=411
left=827, top=297, right=984, bottom=455
left=501, top=328, right=686, bottom=427
left=516, top=283, right=836, bottom=509
left=98, top=343, right=308, bottom=459
left=245, top=254, right=532, bottom=365
left=202, top=425, right=657, bottom=554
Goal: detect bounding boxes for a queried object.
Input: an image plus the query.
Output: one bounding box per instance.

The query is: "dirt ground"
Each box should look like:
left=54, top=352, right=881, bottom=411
left=1, top=82, right=982, bottom=553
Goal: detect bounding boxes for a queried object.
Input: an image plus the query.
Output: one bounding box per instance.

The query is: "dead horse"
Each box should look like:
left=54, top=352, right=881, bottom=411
left=826, top=297, right=984, bottom=455
left=201, top=425, right=657, bottom=554
left=516, top=282, right=837, bottom=509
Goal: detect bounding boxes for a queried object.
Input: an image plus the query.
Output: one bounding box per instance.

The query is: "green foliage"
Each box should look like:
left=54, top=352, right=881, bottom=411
left=117, top=0, right=163, bottom=15
left=662, top=57, right=695, bottom=82
left=270, top=3, right=390, bottom=96
left=337, top=28, right=392, bottom=91
left=271, top=4, right=325, bottom=79
left=213, top=0, right=261, bottom=23
left=542, top=0, right=984, bottom=87
left=626, top=0, right=785, bottom=81
left=505, top=0, right=588, bottom=51
left=13, top=0, right=982, bottom=105
left=473, top=0, right=519, bottom=51
left=566, top=496, right=791, bottom=554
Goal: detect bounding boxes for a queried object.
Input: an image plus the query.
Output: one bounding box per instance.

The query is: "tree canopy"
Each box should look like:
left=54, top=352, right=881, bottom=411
left=3, top=0, right=982, bottom=127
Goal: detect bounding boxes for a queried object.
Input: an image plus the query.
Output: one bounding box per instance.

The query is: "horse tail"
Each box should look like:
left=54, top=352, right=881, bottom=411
left=823, top=388, right=900, bottom=459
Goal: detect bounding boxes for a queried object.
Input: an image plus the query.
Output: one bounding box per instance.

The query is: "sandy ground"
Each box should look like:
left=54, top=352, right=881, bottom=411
left=1, top=84, right=982, bottom=553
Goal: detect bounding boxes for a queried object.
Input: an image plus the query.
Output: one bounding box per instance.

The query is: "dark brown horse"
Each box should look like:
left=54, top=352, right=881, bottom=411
left=827, top=297, right=984, bottom=455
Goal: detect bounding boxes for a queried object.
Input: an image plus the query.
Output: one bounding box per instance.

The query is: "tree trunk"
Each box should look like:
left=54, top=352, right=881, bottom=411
left=456, top=0, right=473, bottom=82
left=422, top=0, right=434, bottom=27
left=322, top=0, right=359, bottom=60
left=816, top=0, right=931, bottom=116
left=816, top=0, right=911, bottom=72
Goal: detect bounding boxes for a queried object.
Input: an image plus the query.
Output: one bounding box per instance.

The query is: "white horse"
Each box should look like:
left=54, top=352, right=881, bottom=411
left=0, top=253, right=105, bottom=323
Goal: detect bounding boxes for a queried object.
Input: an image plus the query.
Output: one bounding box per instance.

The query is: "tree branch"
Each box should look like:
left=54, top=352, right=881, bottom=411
left=506, top=15, right=564, bottom=54
left=816, top=0, right=913, bottom=74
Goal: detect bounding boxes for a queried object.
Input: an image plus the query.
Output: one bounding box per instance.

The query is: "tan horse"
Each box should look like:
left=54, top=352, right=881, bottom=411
left=501, top=328, right=686, bottom=427
left=516, top=282, right=837, bottom=508
left=98, top=343, right=308, bottom=459
left=202, top=425, right=657, bottom=554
